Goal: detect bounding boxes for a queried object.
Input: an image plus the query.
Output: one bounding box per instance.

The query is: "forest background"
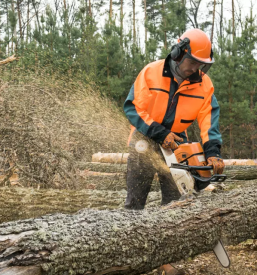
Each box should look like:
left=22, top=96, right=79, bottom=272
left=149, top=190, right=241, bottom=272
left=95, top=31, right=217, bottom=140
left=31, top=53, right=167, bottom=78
left=0, top=0, right=257, bottom=162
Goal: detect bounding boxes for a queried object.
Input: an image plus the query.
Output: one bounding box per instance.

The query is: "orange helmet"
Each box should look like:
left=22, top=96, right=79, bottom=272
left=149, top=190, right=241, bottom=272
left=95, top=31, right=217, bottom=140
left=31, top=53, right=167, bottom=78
left=170, top=28, right=214, bottom=79
left=180, top=29, right=213, bottom=63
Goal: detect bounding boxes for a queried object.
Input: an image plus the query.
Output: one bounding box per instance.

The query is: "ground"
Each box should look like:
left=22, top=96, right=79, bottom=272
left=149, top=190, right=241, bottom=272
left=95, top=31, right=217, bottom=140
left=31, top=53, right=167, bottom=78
left=145, top=240, right=257, bottom=275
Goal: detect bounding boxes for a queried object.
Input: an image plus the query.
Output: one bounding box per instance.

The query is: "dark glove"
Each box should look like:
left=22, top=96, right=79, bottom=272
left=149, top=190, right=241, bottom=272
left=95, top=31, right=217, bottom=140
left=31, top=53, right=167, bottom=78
left=207, top=157, right=225, bottom=174
left=161, top=132, right=183, bottom=150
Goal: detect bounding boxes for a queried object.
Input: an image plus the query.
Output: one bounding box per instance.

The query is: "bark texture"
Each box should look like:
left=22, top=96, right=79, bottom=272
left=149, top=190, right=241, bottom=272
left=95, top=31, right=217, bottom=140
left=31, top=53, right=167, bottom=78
left=0, top=181, right=257, bottom=275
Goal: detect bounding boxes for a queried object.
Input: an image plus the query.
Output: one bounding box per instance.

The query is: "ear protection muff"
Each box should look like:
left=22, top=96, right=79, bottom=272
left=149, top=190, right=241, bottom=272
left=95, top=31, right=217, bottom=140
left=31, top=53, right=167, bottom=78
left=170, top=38, right=190, bottom=61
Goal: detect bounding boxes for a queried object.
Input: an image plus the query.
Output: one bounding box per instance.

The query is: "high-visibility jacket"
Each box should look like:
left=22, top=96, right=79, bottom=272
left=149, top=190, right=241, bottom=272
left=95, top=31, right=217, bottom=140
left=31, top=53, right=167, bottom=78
left=124, top=55, right=222, bottom=159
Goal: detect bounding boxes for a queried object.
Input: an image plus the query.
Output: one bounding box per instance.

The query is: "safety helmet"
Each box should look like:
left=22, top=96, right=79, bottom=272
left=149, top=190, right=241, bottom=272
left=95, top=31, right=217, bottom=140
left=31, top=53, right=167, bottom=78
left=170, top=28, right=214, bottom=79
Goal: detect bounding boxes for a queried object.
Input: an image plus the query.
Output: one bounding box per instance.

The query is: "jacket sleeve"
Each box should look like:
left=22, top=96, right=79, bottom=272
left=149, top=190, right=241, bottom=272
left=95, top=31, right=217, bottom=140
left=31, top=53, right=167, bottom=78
left=123, top=66, right=170, bottom=143
left=197, top=83, right=222, bottom=159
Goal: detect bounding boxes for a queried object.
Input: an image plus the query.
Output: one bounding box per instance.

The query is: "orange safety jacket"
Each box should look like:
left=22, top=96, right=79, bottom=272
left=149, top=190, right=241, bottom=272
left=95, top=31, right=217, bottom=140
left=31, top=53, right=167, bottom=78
left=124, top=54, right=222, bottom=159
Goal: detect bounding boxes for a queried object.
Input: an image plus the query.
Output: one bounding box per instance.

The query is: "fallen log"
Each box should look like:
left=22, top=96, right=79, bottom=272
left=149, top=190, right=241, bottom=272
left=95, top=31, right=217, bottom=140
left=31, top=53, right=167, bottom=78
left=0, top=181, right=256, bottom=275
left=0, top=187, right=161, bottom=223
left=91, top=153, right=257, bottom=166
left=225, top=167, right=257, bottom=180
left=0, top=55, right=17, bottom=66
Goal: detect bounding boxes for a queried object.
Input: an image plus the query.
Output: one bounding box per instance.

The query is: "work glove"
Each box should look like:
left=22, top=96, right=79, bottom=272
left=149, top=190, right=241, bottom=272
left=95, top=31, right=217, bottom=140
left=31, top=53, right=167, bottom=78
left=161, top=132, right=183, bottom=150
left=207, top=157, right=225, bottom=174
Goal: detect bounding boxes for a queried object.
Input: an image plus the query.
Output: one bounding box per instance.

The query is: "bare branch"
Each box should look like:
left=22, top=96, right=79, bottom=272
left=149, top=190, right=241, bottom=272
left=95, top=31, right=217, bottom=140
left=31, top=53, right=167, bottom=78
left=0, top=55, right=18, bottom=65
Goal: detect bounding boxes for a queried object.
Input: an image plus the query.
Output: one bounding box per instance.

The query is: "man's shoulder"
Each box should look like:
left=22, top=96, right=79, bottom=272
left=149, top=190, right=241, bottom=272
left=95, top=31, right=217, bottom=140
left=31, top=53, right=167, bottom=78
left=202, top=73, right=213, bottom=86
left=146, top=59, right=165, bottom=68
left=142, top=59, right=165, bottom=74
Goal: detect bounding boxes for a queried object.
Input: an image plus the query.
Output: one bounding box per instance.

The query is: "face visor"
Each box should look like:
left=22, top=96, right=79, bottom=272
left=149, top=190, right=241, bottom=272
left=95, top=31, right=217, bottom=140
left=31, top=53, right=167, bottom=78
left=174, top=39, right=215, bottom=81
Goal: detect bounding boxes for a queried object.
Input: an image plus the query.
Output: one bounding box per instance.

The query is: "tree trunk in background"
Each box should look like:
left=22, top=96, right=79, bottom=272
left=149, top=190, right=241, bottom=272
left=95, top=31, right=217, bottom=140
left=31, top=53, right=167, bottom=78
left=162, top=0, right=167, bottom=50
left=109, top=0, right=112, bottom=20
left=11, top=0, right=16, bottom=52
left=232, top=0, right=235, bottom=41
left=6, top=1, right=10, bottom=55
left=210, top=0, right=216, bottom=43
left=120, top=0, right=123, bottom=48
left=31, top=0, right=41, bottom=34
left=229, top=82, right=234, bottom=158
left=144, top=0, right=147, bottom=51
left=132, top=0, right=136, bottom=44
left=88, top=0, right=92, bottom=17
left=0, top=181, right=256, bottom=275
left=17, top=0, right=23, bottom=41
left=26, top=0, right=30, bottom=44
left=250, top=89, right=256, bottom=159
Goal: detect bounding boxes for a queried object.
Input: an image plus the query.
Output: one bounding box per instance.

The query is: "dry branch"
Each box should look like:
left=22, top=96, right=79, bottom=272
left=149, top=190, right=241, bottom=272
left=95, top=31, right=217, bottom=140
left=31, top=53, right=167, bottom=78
left=0, top=55, right=17, bottom=65
left=0, top=181, right=256, bottom=275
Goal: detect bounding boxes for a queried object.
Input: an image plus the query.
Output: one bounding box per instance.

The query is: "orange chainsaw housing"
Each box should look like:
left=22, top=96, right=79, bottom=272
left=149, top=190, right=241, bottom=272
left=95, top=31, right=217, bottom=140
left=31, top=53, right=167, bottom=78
left=174, top=142, right=211, bottom=178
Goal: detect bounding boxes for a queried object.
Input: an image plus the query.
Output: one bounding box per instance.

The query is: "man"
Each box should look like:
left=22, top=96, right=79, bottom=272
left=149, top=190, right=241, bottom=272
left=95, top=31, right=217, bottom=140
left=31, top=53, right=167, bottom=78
left=123, top=28, right=225, bottom=210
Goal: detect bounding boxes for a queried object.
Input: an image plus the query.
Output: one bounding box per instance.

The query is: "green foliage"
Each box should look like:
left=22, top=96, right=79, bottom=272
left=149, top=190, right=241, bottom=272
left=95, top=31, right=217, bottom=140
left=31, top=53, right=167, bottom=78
left=0, top=1, right=257, bottom=158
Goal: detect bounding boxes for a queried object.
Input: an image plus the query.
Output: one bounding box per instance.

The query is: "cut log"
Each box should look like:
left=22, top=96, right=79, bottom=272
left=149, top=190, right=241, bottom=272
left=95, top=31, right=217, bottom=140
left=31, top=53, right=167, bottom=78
left=77, top=166, right=257, bottom=190
left=0, top=187, right=161, bottom=224
left=91, top=152, right=129, bottom=164
left=225, top=167, right=257, bottom=180
left=91, top=153, right=257, bottom=166
left=0, top=181, right=256, bottom=275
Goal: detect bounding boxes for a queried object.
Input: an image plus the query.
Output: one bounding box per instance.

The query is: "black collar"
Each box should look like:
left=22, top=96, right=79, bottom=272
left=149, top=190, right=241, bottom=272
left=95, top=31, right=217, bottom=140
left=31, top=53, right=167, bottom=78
left=162, top=54, right=173, bottom=78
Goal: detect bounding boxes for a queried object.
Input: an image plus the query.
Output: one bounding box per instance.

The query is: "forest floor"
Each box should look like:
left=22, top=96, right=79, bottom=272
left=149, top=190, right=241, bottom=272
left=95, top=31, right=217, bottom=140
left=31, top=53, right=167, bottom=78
left=145, top=240, right=257, bottom=275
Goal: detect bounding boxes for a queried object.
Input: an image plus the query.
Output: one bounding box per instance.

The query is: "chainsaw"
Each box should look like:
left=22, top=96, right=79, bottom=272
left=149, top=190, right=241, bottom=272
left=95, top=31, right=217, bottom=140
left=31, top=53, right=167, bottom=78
left=159, top=142, right=230, bottom=268
left=159, top=141, right=226, bottom=194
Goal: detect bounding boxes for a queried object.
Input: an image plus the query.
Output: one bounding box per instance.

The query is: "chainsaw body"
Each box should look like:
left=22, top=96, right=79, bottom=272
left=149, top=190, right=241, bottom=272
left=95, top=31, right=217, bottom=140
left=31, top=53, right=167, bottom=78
left=160, top=142, right=226, bottom=194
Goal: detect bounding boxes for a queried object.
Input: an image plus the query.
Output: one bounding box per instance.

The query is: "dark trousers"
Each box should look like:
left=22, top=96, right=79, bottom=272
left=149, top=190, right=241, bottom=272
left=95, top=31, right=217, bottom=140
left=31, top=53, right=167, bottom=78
left=125, top=132, right=181, bottom=210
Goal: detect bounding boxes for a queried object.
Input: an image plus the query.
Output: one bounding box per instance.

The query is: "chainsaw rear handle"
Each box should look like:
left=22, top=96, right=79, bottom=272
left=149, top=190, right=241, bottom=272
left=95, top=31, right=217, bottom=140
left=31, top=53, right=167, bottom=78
left=170, top=163, right=213, bottom=171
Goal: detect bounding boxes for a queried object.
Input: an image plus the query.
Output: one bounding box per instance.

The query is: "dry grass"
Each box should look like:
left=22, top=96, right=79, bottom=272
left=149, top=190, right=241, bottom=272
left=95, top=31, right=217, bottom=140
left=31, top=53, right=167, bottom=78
left=0, top=66, right=130, bottom=189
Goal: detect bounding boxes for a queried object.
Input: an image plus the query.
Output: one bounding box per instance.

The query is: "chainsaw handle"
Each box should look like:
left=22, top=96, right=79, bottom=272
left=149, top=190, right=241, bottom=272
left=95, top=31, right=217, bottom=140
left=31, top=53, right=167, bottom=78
left=170, top=163, right=213, bottom=171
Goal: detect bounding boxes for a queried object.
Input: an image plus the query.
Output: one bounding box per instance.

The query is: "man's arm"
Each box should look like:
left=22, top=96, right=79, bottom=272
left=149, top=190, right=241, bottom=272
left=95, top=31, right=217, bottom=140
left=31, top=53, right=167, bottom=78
left=197, top=86, right=222, bottom=160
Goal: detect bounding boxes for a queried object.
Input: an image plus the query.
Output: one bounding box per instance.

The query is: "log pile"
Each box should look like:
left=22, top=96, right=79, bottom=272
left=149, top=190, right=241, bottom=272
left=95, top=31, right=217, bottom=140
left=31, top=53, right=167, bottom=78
left=0, top=180, right=256, bottom=275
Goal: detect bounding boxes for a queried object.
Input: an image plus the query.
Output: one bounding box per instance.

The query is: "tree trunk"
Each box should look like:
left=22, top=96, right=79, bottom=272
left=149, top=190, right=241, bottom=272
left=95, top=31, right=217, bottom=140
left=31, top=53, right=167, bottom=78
left=144, top=0, right=147, bottom=51
left=109, top=0, right=112, bottom=20
left=132, top=0, right=136, bottom=44
left=31, top=0, right=41, bottom=34
left=162, top=0, right=167, bottom=50
left=229, top=82, right=234, bottom=158
left=17, top=0, right=23, bottom=41
left=210, top=0, right=216, bottom=43
left=232, top=0, right=235, bottom=41
left=26, top=0, right=30, bottom=44
left=0, top=181, right=257, bottom=275
left=88, top=0, right=92, bottom=17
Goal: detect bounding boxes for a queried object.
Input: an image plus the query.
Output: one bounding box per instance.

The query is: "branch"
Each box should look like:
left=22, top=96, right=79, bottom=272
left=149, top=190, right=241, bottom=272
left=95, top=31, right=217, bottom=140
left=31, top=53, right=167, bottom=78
left=0, top=55, right=17, bottom=66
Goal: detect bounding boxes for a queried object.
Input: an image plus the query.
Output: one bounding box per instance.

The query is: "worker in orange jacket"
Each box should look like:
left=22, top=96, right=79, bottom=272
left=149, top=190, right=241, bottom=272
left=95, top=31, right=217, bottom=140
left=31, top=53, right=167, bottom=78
left=123, top=29, right=225, bottom=210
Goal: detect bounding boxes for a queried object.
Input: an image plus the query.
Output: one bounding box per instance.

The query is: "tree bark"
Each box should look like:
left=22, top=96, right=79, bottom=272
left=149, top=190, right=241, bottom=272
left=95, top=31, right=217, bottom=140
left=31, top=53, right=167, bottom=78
left=0, top=181, right=256, bottom=275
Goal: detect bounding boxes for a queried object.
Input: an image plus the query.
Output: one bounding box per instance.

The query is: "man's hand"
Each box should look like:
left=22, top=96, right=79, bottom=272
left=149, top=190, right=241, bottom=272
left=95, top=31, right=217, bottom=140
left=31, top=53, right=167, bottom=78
left=161, top=132, right=183, bottom=150
left=207, top=157, right=225, bottom=174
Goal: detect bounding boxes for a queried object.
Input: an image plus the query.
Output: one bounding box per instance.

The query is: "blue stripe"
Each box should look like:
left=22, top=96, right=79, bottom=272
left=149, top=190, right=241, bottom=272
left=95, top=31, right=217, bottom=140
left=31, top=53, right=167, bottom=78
left=123, top=84, right=150, bottom=136
left=208, top=94, right=222, bottom=143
